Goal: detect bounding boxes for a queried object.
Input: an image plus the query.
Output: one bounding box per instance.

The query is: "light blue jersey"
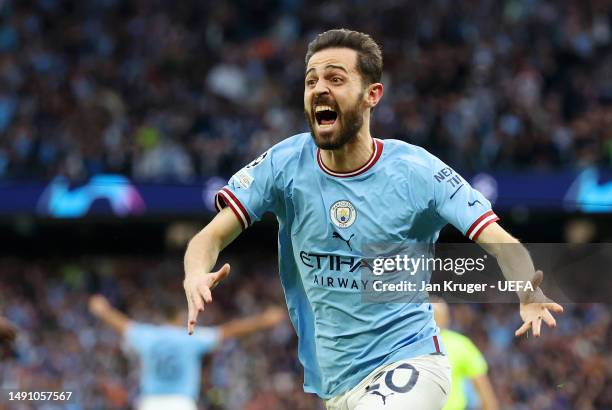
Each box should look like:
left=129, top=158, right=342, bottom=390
left=215, top=134, right=499, bottom=399
left=124, top=323, right=220, bottom=400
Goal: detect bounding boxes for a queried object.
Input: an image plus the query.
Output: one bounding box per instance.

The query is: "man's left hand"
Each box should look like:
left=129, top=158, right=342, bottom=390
left=515, top=270, right=564, bottom=337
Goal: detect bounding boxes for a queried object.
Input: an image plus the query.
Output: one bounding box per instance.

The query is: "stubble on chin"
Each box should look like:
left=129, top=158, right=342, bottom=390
left=305, top=92, right=364, bottom=150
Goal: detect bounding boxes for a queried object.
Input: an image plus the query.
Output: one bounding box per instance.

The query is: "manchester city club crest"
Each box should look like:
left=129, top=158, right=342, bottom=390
left=330, top=200, right=356, bottom=228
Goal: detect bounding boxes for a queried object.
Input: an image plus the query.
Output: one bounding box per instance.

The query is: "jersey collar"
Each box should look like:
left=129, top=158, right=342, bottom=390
left=317, top=138, right=383, bottom=178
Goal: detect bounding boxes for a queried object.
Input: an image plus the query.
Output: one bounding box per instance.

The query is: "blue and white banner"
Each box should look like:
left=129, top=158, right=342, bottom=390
left=0, top=168, right=610, bottom=218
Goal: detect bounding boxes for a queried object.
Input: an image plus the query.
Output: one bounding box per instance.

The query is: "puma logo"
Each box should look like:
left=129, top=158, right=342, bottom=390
left=332, top=232, right=355, bottom=251
left=369, top=390, right=394, bottom=405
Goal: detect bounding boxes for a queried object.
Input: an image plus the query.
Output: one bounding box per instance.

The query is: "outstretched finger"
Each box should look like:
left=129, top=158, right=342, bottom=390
left=187, top=299, right=197, bottom=334
left=194, top=291, right=205, bottom=311
left=515, top=320, right=531, bottom=337
left=531, top=316, right=542, bottom=337
left=199, top=284, right=213, bottom=304
left=543, top=302, right=564, bottom=313
left=542, top=309, right=556, bottom=328
left=188, top=293, right=203, bottom=334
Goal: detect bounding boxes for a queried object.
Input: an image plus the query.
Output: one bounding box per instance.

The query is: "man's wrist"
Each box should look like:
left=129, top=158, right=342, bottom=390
left=185, top=270, right=209, bottom=281
left=517, top=287, right=544, bottom=304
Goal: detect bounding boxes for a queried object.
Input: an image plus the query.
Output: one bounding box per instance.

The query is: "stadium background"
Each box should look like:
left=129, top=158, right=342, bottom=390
left=1, top=0, right=612, bottom=409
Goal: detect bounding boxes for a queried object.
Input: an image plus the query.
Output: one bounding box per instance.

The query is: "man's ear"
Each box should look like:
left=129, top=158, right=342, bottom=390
left=365, top=83, right=384, bottom=108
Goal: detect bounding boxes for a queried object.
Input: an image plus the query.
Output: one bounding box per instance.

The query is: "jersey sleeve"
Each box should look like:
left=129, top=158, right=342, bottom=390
left=214, top=149, right=278, bottom=230
left=430, top=155, right=499, bottom=241
left=191, top=326, right=221, bottom=354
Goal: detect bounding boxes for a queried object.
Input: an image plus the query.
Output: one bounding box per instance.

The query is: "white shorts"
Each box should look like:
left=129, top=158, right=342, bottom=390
left=137, top=395, right=197, bottom=410
left=326, top=354, right=451, bottom=410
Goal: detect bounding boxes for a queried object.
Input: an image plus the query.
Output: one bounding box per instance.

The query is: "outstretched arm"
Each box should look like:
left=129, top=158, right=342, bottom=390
left=218, top=306, right=286, bottom=342
left=476, top=222, right=563, bottom=337
left=472, top=374, right=499, bottom=410
left=184, top=207, right=243, bottom=334
left=88, top=295, right=130, bottom=336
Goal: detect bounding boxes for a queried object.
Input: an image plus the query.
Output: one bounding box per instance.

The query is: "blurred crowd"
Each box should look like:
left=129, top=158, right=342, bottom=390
left=0, top=0, right=612, bottom=182
left=0, top=255, right=321, bottom=410
left=454, top=303, right=612, bottom=410
left=1, top=255, right=611, bottom=410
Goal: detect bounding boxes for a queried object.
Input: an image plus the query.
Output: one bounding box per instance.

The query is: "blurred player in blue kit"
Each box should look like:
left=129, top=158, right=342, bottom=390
left=184, top=29, right=563, bottom=409
left=88, top=295, right=285, bottom=410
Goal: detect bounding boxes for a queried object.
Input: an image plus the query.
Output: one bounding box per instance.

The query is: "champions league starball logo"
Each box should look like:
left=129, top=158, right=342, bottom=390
left=330, top=200, right=356, bottom=228
left=245, top=151, right=268, bottom=169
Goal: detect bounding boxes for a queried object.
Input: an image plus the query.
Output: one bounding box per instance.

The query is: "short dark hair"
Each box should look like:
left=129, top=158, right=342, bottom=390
left=305, top=29, right=383, bottom=85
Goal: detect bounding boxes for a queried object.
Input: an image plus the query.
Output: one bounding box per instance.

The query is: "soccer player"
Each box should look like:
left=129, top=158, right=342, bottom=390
left=183, top=29, right=563, bottom=409
left=432, top=298, right=498, bottom=410
left=88, top=294, right=285, bottom=410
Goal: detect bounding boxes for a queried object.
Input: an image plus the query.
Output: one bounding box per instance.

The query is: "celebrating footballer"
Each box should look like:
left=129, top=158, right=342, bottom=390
left=184, top=29, right=563, bottom=409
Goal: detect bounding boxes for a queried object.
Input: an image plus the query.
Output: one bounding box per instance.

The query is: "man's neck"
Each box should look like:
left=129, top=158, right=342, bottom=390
left=319, top=130, right=374, bottom=172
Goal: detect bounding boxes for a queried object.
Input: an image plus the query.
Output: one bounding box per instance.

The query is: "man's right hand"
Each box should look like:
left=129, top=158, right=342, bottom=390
left=260, top=306, right=287, bottom=327
left=88, top=294, right=111, bottom=318
left=184, top=263, right=231, bottom=334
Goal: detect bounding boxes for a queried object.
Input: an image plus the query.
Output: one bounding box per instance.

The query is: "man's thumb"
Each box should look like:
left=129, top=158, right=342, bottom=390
left=213, top=263, right=231, bottom=283
left=530, top=270, right=543, bottom=289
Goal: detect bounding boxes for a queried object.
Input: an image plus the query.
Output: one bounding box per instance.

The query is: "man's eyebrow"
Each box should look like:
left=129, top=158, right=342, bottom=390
left=305, top=64, right=349, bottom=75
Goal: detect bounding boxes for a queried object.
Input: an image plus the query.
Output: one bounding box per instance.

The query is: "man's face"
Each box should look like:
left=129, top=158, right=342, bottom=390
left=304, top=48, right=367, bottom=150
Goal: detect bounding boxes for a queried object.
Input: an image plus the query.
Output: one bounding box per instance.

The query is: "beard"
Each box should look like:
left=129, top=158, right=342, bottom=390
left=305, top=92, right=364, bottom=150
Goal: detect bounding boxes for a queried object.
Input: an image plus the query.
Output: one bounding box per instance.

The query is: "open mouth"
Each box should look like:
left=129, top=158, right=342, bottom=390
left=314, top=105, right=338, bottom=128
